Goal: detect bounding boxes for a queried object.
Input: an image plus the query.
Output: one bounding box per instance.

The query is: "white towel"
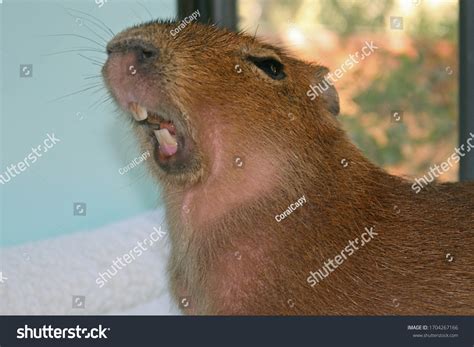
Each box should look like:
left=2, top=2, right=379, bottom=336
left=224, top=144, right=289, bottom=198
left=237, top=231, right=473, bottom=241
left=0, top=209, right=180, bottom=315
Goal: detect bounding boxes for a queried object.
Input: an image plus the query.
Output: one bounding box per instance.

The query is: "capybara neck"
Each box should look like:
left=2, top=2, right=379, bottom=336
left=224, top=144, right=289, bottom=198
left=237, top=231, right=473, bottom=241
left=103, top=21, right=474, bottom=315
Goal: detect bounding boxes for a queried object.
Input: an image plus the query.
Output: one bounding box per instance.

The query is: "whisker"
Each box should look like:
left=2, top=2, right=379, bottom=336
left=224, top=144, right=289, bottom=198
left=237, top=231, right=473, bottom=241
left=43, top=48, right=106, bottom=56
left=78, top=53, right=104, bottom=65
left=38, top=34, right=105, bottom=49
left=66, top=8, right=115, bottom=37
left=81, top=81, right=104, bottom=88
left=90, top=93, right=113, bottom=110
left=83, top=75, right=102, bottom=80
left=65, top=10, right=113, bottom=43
left=50, top=83, right=104, bottom=102
left=138, top=1, right=154, bottom=20
left=253, top=25, right=260, bottom=40
left=83, top=23, right=110, bottom=46
left=131, top=8, right=144, bottom=22
left=89, top=92, right=107, bottom=109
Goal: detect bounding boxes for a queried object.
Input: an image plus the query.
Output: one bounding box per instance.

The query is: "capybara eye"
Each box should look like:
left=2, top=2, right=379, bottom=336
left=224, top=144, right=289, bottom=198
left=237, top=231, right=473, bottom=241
left=248, top=56, right=286, bottom=80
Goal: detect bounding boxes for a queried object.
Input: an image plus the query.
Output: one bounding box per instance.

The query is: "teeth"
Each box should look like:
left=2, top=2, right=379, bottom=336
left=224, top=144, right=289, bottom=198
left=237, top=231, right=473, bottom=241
left=154, top=129, right=178, bottom=146
left=129, top=102, right=148, bottom=121
left=154, top=129, right=178, bottom=156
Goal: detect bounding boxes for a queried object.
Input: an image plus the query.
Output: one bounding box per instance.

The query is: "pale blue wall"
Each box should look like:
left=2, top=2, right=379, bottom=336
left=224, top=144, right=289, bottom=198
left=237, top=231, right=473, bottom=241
left=0, top=0, right=176, bottom=246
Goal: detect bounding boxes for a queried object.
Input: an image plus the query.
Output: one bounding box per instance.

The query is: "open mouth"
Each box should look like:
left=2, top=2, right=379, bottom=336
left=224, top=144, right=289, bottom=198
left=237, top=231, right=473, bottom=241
left=129, top=102, right=193, bottom=172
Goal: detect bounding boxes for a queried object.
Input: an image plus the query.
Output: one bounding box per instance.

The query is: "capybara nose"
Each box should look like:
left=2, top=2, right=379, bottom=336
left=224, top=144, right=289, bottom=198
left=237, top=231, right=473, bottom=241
left=106, top=38, right=159, bottom=63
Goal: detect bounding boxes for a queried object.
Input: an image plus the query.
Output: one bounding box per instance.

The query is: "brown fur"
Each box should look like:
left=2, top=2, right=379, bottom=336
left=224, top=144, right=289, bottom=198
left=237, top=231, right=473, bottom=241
left=103, top=21, right=474, bottom=315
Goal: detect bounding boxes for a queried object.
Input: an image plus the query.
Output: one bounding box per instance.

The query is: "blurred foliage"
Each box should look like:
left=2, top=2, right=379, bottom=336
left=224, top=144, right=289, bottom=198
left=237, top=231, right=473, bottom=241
left=351, top=47, right=457, bottom=167
left=239, top=0, right=459, bottom=180
left=318, top=0, right=394, bottom=37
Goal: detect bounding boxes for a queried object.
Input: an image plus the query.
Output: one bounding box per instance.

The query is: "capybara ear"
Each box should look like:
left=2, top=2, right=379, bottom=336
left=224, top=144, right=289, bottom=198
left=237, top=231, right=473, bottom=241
left=324, top=83, right=340, bottom=116
left=307, top=65, right=340, bottom=116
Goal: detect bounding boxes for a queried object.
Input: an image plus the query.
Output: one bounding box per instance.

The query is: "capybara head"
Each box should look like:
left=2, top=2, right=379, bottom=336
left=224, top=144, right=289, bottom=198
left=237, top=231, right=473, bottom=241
left=103, top=21, right=342, bottom=187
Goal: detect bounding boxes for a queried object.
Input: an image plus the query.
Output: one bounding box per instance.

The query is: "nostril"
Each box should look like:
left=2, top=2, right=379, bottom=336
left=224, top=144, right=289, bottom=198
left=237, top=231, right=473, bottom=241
left=140, top=48, right=156, bottom=60
left=106, top=39, right=158, bottom=60
left=134, top=43, right=159, bottom=62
